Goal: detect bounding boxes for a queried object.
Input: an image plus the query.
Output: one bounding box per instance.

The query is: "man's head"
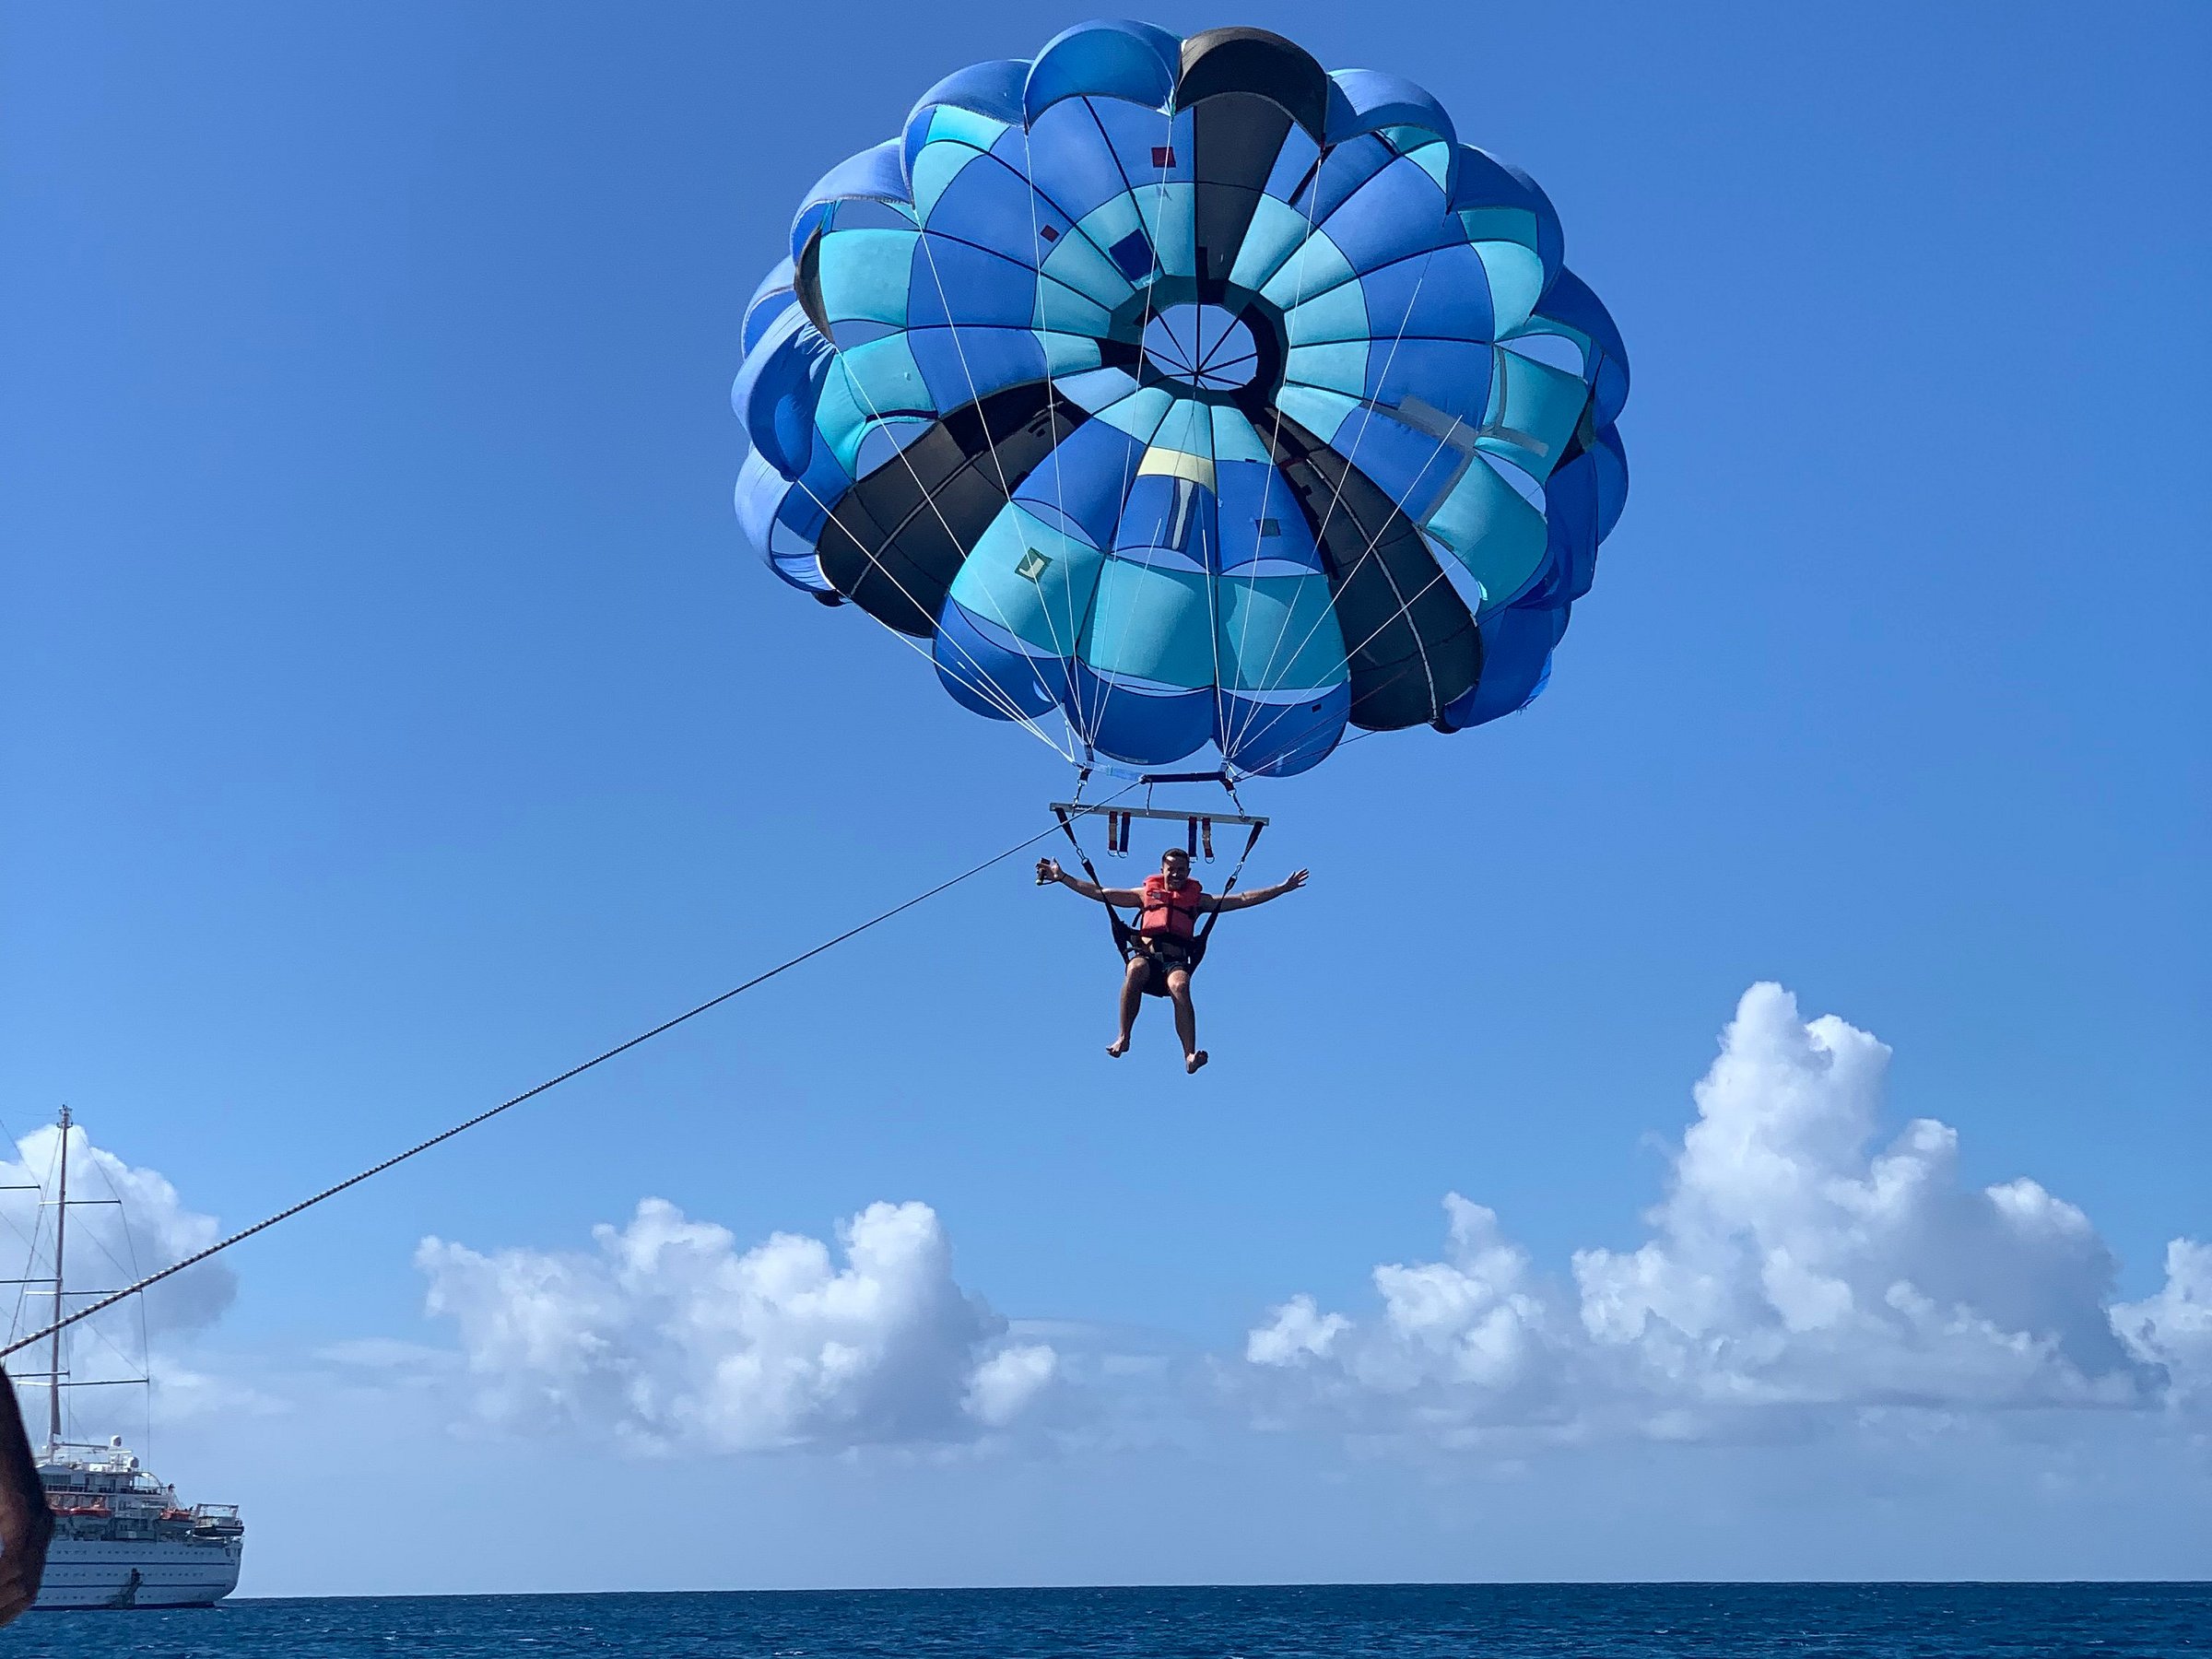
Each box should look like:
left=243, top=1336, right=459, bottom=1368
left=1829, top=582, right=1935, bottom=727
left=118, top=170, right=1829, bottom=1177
left=1160, top=847, right=1193, bottom=884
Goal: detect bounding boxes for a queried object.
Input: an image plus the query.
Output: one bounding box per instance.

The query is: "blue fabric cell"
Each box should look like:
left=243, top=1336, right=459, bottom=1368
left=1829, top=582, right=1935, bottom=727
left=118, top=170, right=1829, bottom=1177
left=1534, top=453, right=1597, bottom=603
left=1113, top=471, right=1210, bottom=573
left=1294, top=135, right=1394, bottom=226
left=1086, top=96, right=1177, bottom=188
left=791, top=142, right=908, bottom=262
left=1325, top=70, right=1458, bottom=150
left=1213, top=458, right=1322, bottom=575
left=904, top=236, right=1038, bottom=328
left=1011, top=417, right=1147, bottom=550
left=733, top=21, right=1630, bottom=777
left=1366, top=337, right=1493, bottom=430
left=1591, top=424, right=1629, bottom=541
left=732, top=305, right=834, bottom=480
left=1356, top=242, right=1493, bottom=347
left=1323, top=404, right=1465, bottom=526
left=1024, top=20, right=1180, bottom=121
left=902, top=324, right=1048, bottom=409
left=1019, top=99, right=1148, bottom=225
left=905, top=59, right=1027, bottom=141
left=935, top=596, right=1065, bottom=722
left=1071, top=663, right=1218, bottom=768
left=1533, top=268, right=1630, bottom=426
left=1108, top=229, right=1156, bottom=283
left=1318, top=155, right=1453, bottom=276
left=1219, top=684, right=1350, bottom=777
left=1452, top=147, right=1562, bottom=290
left=1441, top=602, right=1570, bottom=728
left=924, top=148, right=1066, bottom=266
left=742, top=258, right=799, bottom=353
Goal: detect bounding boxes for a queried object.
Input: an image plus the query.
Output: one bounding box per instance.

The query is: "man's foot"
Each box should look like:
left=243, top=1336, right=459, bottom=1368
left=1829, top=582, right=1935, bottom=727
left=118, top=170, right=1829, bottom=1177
left=1185, top=1050, right=1208, bottom=1075
left=1107, top=1036, right=1130, bottom=1058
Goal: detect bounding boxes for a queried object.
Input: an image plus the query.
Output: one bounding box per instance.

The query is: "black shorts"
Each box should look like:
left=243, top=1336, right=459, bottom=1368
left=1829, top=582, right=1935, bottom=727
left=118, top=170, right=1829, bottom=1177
left=1126, top=933, right=1194, bottom=994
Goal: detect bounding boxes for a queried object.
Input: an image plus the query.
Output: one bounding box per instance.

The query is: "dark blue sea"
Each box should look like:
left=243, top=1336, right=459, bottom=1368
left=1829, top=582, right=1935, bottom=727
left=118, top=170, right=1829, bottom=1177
left=7, top=1583, right=2207, bottom=1657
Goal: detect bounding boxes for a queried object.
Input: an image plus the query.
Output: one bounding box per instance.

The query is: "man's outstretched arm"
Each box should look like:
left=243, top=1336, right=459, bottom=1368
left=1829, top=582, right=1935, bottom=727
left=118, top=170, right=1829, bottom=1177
left=1205, top=868, right=1310, bottom=912
left=1036, top=859, right=1145, bottom=908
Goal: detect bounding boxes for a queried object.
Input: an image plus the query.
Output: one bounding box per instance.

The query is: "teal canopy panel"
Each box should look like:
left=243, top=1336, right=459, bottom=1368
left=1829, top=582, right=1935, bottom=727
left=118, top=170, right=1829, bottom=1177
left=734, top=22, right=1630, bottom=777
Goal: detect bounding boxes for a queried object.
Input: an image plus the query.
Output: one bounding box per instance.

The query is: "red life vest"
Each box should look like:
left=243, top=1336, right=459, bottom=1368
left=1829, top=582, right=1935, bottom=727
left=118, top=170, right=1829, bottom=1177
left=1139, top=875, right=1205, bottom=940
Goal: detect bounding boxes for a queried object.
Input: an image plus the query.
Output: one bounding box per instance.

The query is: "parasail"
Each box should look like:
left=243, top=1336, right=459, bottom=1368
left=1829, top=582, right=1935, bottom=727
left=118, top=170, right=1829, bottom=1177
left=734, top=21, right=1628, bottom=780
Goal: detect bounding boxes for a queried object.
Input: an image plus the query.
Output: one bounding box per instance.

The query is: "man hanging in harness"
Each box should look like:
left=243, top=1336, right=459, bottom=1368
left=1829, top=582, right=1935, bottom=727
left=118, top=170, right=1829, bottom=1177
left=1036, top=846, right=1308, bottom=1074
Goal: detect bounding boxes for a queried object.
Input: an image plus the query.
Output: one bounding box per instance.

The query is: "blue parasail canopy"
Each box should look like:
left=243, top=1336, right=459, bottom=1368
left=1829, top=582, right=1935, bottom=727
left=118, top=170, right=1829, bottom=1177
left=734, top=22, right=1629, bottom=779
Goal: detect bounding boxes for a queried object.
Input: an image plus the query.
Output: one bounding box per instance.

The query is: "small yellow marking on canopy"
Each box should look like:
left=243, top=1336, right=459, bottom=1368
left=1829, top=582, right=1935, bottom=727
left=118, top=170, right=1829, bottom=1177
left=1135, top=447, right=1216, bottom=489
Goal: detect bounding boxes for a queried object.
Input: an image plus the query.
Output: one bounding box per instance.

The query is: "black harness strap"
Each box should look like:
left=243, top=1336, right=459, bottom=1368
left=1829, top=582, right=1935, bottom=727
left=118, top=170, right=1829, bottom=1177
left=1053, top=806, right=1266, bottom=976
left=1189, top=818, right=1265, bottom=966
left=1053, top=805, right=1139, bottom=959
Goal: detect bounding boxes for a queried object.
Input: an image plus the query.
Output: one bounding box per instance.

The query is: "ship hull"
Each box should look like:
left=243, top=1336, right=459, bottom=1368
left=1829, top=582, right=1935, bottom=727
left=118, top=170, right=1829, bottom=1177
left=33, top=1537, right=242, bottom=1610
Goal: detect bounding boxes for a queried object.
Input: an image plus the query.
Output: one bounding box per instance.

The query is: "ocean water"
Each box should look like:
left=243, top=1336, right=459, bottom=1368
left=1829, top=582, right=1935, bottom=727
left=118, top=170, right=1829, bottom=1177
left=9, top=1583, right=2207, bottom=1657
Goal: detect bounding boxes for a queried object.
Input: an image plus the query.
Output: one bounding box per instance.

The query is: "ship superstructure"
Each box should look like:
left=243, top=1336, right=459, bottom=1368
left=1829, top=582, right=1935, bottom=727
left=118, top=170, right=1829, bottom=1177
left=9, top=1108, right=244, bottom=1608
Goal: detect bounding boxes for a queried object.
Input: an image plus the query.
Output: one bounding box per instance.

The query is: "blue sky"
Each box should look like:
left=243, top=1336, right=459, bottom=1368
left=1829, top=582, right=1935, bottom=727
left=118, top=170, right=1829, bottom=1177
left=2, top=0, right=2206, bottom=1594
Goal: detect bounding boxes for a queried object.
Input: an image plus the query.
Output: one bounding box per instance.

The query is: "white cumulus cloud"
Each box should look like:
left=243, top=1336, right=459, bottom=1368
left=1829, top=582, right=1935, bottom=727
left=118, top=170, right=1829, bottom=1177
left=418, top=1196, right=1055, bottom=1453
left=2114, top=1241, right=2212, bottom=1411
left=0, top=1122, right=243, bottom=1427
left=0, top=1122, right=236, bottom=1343
left=1245, top=983, right=2200, bottom=1444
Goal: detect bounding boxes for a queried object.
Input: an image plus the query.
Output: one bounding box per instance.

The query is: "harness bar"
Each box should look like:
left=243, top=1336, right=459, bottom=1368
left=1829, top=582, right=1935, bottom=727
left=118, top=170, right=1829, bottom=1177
left=1046, top=803, right=1268, bottom=829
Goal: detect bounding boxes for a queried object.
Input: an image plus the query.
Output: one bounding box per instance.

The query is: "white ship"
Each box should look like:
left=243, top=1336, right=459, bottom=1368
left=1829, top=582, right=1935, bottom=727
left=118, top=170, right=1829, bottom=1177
left=10, top=1108, right=244, bottom=1609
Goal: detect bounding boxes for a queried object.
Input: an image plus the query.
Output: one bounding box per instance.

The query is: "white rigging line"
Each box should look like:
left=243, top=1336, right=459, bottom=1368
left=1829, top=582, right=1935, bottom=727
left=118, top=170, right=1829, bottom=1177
left=1016, top=115, right=1087, bottom=742
left=808, top=420, right=1074, bottom=759
left=1225, top=218, right=1450, bottom=756
left=796, top=202, right=1078, bottom=761
left=911, top=149, right=1149, bottom=757
left=1065, top=102, right=1183, bottom=751
left=1227, top=136, right=1333, bottom=767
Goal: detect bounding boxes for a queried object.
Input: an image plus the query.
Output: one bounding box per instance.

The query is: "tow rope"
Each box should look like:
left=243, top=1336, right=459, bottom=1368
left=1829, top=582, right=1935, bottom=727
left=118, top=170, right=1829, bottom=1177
left=0, top=794, right=1135, bottom=1362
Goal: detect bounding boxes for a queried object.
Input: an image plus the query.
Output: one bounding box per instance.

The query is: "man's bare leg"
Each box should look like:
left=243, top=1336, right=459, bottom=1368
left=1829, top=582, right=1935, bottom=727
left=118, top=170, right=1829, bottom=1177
left=1108, top=957, right=1150, bottom=1057
left=1168, top=969, right=1206, bottom=1073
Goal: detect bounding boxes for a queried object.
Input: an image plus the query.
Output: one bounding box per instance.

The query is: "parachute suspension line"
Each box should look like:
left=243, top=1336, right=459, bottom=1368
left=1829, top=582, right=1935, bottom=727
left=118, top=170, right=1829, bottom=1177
left=1226, top=232, right=1462, bottom=758
left=846, top=601, right=1074, bottom=764
left=1051, top=803, right=1137, bottom=959
left=1225, top=243, right=1453, bottom=757
left=1200, top=379, right=1238, bottom=788
left=812, top=465, right=1075, bottom=766
left=1289, top=247, right=1442, bottom=562
left=1228, top=391, right=1470, bottom=758
left=1226, top=145, right=1335, bottom=765
left=1066, top=123, right=1182, bottom=748
left=1298, top=403, right=1474, bottom=686
left=1337, top=519, right=1483, bottom=668
left=806, top=469, right=1071, bottom=758
left=1016, top=119, right=1088, bottom=727
left=813, top=338, right=1078, bottom=763
left=912, top=238, right=1020, bottom=505
left=1192, top=818, right=1265, bottom=955
left=1050, top=773, right=1264, bottom=970
left=0, top=794, right=1139, bottom=1366
left=907, top=209, right=1101, bottom=750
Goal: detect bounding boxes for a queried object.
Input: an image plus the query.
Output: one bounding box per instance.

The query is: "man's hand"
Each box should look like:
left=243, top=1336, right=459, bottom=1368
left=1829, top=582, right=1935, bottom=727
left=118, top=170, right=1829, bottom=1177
left=1212, top=866, right=1312, bottom=912
left=1035, top=857, right=1065, bottom=887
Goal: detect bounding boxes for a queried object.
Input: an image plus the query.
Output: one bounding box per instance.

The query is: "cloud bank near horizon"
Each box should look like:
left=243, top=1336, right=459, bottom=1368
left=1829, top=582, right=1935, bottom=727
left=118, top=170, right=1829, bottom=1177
left=418, top=1197, right=1055, bottom=1453
left=10, top=983, right=2196, bottom=1474
left=1243, top=982, right=2206, bottom=1445
left=409, top=982, right=2204, bottom=1465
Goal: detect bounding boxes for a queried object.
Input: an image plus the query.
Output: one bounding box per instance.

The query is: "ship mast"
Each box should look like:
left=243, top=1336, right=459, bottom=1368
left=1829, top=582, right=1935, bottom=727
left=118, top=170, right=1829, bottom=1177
left=46, top=1105, right=70, bottom=1456
left=0, top=1109, right=141, bottom=1462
